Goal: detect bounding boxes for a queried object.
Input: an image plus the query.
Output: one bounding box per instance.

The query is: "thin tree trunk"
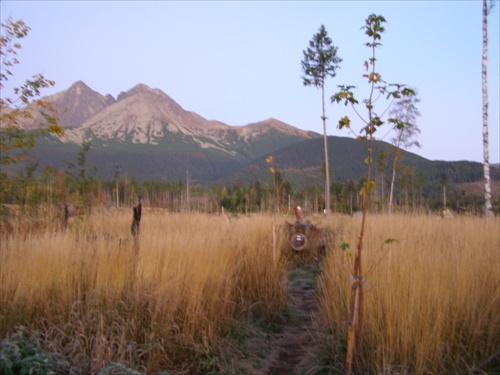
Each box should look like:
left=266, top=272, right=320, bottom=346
left=405, top=184, right=408, bottom=212
left=345, top=279, right=359, bottom=374
left=482, top=0, right=494, bottom=217
left=322, top=82, right=331, bottom=215
left=381, top=171, right=385, bottom=211
left=116, top=180, right=119, bottom=208
left=412, top=176, right=416, bottom=212
left=355, top=136, right=374, bottom=372
left=443, top=185, right=447, bottom=208
left=389, top=152, right=398, bottom=214
left=350, top=191, right=353, bottom=215
left=346, top=81, right=376, bottom=375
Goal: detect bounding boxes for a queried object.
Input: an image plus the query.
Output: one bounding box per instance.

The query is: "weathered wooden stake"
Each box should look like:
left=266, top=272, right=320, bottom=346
left=63, top=203, right=69, bottom=229
left=131, top=196, right=142, bottom=237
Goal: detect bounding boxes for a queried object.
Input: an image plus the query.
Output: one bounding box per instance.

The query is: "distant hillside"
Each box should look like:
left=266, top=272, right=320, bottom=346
left=32, top=135, right=247, bottom=182
left=217, top=136, right=496, bottom=194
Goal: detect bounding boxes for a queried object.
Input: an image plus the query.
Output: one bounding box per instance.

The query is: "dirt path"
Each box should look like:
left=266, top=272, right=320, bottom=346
left=262, top=265, right=321, bottom=375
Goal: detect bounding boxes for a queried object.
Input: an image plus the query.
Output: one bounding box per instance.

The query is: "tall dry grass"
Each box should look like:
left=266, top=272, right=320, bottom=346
left=0, top=209, right=289, bottom=373
left=318, top=214, right=500, bottom=374
left=2, top=210, right=499, bottom=374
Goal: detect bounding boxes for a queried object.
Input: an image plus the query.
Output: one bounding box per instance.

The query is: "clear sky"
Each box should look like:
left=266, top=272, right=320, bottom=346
left=1, top=0, right=499, bottom=163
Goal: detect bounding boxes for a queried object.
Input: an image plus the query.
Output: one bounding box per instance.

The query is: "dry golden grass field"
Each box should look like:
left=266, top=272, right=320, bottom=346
left=0, top=208, right=498, bottom=374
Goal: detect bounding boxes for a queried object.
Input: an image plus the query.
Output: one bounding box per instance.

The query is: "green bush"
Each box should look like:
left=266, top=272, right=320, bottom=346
left=0, top=327, right=61, bottom=375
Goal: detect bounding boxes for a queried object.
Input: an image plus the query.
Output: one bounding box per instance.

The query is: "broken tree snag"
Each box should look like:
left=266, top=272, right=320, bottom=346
left=131, top=196, right=142, bottom=236
left=63, top=203, right=69, bottom=229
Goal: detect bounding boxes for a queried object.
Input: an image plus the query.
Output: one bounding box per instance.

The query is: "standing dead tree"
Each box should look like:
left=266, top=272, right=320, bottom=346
left=131, top=196, right=142, bottom=237
left=62, top=203, right=69, bottom=230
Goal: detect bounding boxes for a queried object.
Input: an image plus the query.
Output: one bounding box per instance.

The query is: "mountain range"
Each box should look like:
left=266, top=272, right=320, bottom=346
left=26, top=81, right=323, bottom=183
left=8, top=81, right=498, bottom=194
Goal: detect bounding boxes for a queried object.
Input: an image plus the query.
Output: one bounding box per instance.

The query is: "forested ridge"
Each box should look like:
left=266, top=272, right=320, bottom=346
left=6, top=133, right=498, bottom=217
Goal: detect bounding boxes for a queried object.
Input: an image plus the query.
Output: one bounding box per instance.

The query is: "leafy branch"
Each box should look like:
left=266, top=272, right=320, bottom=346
left=1, top=17, right=64, bottom=221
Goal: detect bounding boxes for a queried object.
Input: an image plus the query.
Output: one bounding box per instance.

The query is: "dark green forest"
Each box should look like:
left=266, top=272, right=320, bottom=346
left=3, top=135, right=498, bottom=219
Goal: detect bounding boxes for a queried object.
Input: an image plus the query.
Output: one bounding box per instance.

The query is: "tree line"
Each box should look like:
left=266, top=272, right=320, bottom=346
left=2, top=141, right=493, bottom=219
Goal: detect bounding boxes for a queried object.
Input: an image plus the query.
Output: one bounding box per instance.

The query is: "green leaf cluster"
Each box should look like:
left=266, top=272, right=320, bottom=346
left=0, top=327, right=61, bottom=375
left=331, top=14, right=419, bottom=141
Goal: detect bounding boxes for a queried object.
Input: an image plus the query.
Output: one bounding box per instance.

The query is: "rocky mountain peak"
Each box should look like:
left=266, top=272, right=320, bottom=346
left=128, top=83, right=154, bottom=94
left=41, top=81, right=116, bottom=128
left=117, top=83, right=158, bottom=101
left=67, top=80, right=92, bottom=94
left=113, top=83, right=195, bottom=126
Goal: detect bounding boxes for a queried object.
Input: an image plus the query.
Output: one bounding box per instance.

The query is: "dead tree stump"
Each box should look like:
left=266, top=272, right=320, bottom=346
left=131, top=197, right=142, bottom=237
left=63, top=203, right=69, bottom=229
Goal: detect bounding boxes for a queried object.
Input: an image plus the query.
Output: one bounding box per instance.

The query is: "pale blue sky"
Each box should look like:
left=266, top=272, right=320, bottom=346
left=1, top=1, right=499, bottom=163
